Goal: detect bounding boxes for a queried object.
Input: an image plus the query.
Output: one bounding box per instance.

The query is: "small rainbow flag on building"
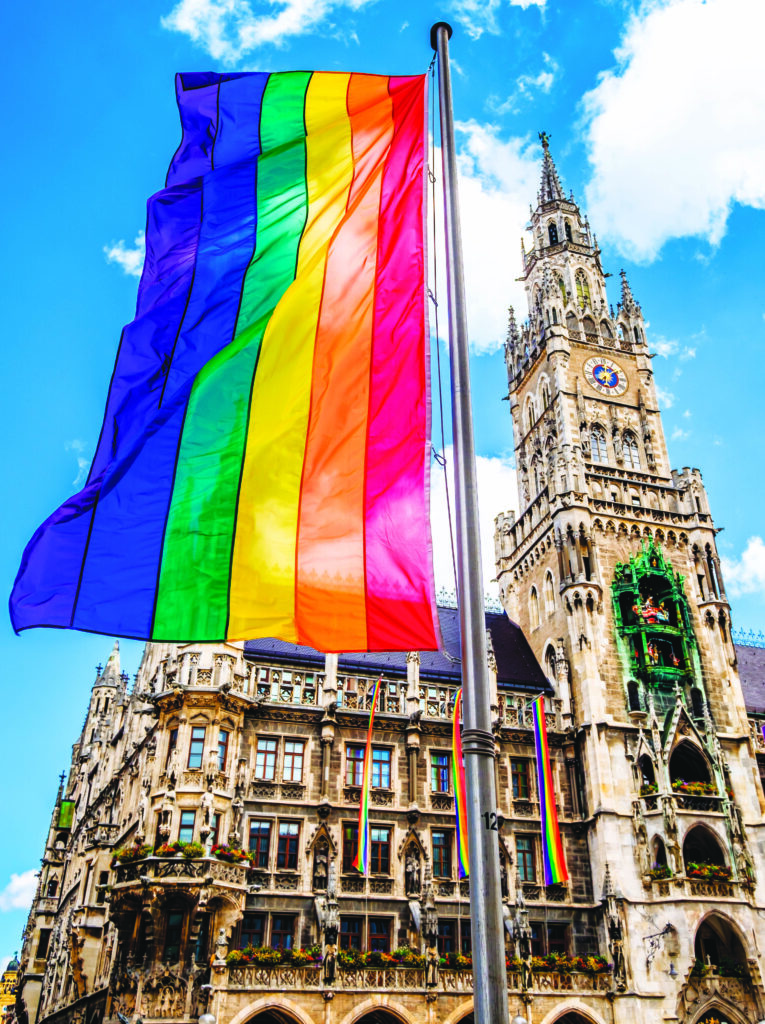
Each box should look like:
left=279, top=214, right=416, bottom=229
left=10, top=71, right=439, bottom=654
left=352, top=676, right=383, bottom=874
left=532, top=694, right=568, bottom=885
left=452, top=688, right=469, bottom=878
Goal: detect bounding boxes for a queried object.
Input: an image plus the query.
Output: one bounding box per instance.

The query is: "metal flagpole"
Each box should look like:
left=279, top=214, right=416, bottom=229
left=430, top=21, right=510, bottom=1023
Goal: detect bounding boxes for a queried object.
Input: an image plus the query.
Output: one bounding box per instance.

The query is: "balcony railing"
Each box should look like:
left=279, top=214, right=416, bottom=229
left=113, top=855, right=250, bottom=888
left=222, top=964, right=612, bottom=995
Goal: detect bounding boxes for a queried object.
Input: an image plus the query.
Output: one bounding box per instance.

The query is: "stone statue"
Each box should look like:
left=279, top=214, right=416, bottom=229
left=323, top=945, right=336, bottom=985
left=137, top=786, right=149, bottom=838
left=499, top=856, right=509, bottom=899
left=313, top=842, right=329, bottom=891
left=405, top=848, right=421, bottom=895
left=426, top=946, right=439, bottom=988
left=230, top=797, right=244, bottom=841
left=200, top=786, right=214, bottom=829
left=214, top=928, right=228, bottom=963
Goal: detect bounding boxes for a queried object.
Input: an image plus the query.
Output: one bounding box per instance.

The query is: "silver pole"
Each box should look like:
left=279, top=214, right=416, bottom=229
left=430, top=21, right=509, bottom=1024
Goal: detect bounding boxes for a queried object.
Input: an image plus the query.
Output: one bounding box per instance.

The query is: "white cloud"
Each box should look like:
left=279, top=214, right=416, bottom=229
left=450, top=0, right=545, bottom=39
left=0, top=870, right=37, bottom=913
left=431, top=124, right=540, bottom=354
left=652, top=335, right=678, bottom=358
left=583, top=0, right=765, bottom=261
left=722, top=536, right=765, bottom=598
left=488, top=53, right=558, bottom=115
left=682, top=409, right=691, bottom=419
left=161, top=0, right=375, bottom=63
left=104, top=231, right=145, bottom=278
left=65, top=439, right=90, bottom=488
left=430, top=445, right=518, bottom=595
left=670, top=426, right=689, bottom=441
left=679, top=346, right=696, bottom=361
left=654, top=383, right=675, bottom=409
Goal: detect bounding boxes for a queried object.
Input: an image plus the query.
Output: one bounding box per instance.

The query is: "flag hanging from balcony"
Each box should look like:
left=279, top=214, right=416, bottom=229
left=532, top=695, right=568, bottom=885
left=10, top=71, right=439, bottom=653
left=352, top=676, right=382, bottom=874
left=452, top=688, right=469, bottom=878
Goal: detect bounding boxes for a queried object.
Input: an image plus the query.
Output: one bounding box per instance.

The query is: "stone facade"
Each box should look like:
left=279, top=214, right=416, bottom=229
left=12, top=139, right=765, bottom=1024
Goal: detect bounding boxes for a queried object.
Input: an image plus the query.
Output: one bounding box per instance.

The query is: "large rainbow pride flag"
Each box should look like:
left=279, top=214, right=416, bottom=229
left=10, top=71, right=439, bottom=653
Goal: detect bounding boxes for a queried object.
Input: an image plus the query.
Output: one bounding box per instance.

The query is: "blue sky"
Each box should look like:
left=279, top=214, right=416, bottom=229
left=2, top=0, right=764, bottom=964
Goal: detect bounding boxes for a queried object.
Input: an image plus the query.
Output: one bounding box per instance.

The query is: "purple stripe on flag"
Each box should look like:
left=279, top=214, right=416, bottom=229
left=69, top=79, right=267, bottom=637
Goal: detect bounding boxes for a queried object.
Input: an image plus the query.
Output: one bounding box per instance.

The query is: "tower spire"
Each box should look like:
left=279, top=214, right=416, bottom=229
left=619, top=268, right=640, bottom=316
left=538, top=131, right=564, bottom=204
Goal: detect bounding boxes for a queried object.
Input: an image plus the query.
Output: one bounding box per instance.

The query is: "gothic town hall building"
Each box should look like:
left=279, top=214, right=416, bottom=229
left=13, top=142, right=765, bottom=1024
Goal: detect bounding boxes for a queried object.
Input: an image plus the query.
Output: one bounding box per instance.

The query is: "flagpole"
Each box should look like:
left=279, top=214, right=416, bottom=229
left=430, top=21, right=510, bottom=1024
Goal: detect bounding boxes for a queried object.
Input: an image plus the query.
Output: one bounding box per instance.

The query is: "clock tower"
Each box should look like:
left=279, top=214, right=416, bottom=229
left=495, top=134, right=765, bottom=1018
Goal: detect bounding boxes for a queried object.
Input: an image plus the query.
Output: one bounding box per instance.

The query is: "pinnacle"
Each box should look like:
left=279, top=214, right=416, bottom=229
left=619, top=269, right=639, bottom=315
left=538, top=131, right=565, bottom=204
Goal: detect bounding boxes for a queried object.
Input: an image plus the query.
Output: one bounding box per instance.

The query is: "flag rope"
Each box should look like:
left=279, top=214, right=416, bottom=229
left=352, top=675, right=383, bottom=874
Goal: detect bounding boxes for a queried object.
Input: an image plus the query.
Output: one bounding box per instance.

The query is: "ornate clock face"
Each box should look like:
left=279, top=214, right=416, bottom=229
left=583, top=356, right=628, bottom=397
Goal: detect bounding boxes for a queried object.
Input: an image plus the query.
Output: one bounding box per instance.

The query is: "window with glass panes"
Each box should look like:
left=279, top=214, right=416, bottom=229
left=547, top=923, right=568, bottom=954
left=370, top=827, right=390, bottom=873
left=342, top=824, right=359, bottom=872
left=217, top=730, right=229, bottom=772
left=431, top=753, right=450, bottom=792
left=187, top=726, right=205, bottom=769
left=283, top=740, right=304, bottom=782
left=432, top=830, right=452, bottom=877
left=248, top=820, right=272, bottom=868
left=340, top=917, right=362, bottom=950
left=178, top=811, right=196, bottom=844
left=516, top=836, right=536, bottom=882
left=277, top=822, right=299, bottom=869
left=371, top=747, right=391, bottom=788
left=346, top=746, right=365, bottom=786
left=210, top=813, right=221, bottom=847
left=255, top=738, right=278, bottom=780
left=530, top=921, right=544, bottom=957
left=511, top=759, right=530, bottom=800
left=460, top=919, right=471, bottom=957
left=437, top=920, right=456, bottom=955
left=194, top=914, right=210, bottom=963
left=270, top=915, right=295, bottom=950
left=164, top=910, right=184, bottom=962
left=368, top=918, right=391, bottom=952
left=239, top=913, right=265, bottom=949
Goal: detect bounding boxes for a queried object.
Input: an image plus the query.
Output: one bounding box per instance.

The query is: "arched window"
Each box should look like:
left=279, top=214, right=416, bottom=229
left=540, top=379, right=551, bottom=408
left=566, top=311, right=579, bottom=337
left=575, top=271, right=591, bottom=306
left=544, top=572, right=555, bottom=615
left=529, top=588, right=540, bottom=629
left=652, top=836, right=667, bottom=870
left=633, top=325, right=641, bottom=345
left=669, top=741, right=712, bottom=786
left=582, top=315, right=596, bottom=338
left=590, top=428, right=608, bottom=463
left=638, top=754, right=655, bottom=787
left=46, top=877, right=59, bottom=898
left=600, top=320, right=613, bottom=342
left=683, top=825, right=726, bottom=873
left=548, top=222, right=559, bottom=245
left=556, top=276, right=567, bottom=304
left=628, top=681, right=642, bottom=713
left=623, top=432, right=640, bottom=469
left=545, top=645, right=557, bottom=686
left=551, top=308, right=558, bottom=324
left=564, top=220, right=572, bottom=242
left=527, top=398, right=536, bottom=431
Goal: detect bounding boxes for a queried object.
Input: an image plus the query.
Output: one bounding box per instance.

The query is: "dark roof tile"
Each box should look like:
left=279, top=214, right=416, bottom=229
left=244, top=605, right=550, bottom=693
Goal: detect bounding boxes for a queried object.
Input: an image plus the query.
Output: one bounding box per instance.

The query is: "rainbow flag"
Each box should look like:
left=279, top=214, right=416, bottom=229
left=10, top=71, right=439, bottom=653
left=352, top=676, right=382, bottom=874
left=452, top=688, right=469, bottom=878
left=532, top=695, right=568, bottom=885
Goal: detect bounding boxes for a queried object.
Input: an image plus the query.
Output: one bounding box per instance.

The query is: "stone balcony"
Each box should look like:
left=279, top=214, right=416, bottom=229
left=112, top=855, right=251, bottom=892
left=221, top=964, right=613, bottom=996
